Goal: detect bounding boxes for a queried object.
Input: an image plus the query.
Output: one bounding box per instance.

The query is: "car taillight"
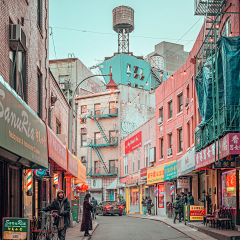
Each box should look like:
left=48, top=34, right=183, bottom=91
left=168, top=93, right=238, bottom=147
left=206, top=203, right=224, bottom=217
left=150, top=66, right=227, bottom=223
left=104, top=206, right=111, bottom=210
left=119, top=205, right=124, bottom=210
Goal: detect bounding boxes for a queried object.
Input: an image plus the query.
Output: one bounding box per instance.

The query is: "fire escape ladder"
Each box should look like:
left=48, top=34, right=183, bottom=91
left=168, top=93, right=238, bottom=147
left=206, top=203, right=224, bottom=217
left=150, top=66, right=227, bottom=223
left=151, top=67, right=161, bottom=86
left=94, top=118, right=109, bottom=144
left=93, top=146, right=109, bottom=174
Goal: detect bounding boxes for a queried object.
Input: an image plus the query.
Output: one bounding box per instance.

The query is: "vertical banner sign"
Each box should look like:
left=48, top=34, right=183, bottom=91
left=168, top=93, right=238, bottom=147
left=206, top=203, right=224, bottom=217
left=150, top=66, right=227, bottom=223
left=154, top=186, right=158, bottom=197
left=125, top=131, right=142, bottom=154
left=26, top=170, right=32, bottom=192
left=158, top=184, right=164, bottom=208
left=54, top=173, right=58, bottom=185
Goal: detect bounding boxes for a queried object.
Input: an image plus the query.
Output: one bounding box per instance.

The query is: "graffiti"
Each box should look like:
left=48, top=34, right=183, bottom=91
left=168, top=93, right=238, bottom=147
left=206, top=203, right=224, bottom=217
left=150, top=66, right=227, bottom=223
left=121, top=121, right=137, bottom=133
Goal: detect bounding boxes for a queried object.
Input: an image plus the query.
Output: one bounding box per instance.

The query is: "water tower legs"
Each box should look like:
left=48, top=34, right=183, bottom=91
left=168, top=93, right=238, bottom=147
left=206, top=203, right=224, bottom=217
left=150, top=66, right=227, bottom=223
left=118, top=28, right=129, bottom=53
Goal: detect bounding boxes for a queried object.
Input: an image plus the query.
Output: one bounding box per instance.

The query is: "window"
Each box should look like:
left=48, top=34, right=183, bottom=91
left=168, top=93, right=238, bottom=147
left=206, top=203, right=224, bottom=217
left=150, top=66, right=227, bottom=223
left=37, top=0, right=42, bottom=30
left=198, top=109, right=201, bottom=124
left=179, top=128, right=183, bottom=152
left=81, top=128, right=87, bottom=146
left=137, top=150, right=140, bottom=170
left=56, top=119, right=61, bottom=134
left=222, top=17, right=231, bottom=37
left=132, top=152, right=134, bottom=172
left=109, top=102, right=116, bottom=114
left=37, top=72, right=42, bottom=118
left=159, top=108, right=163, bottom=119
left=169, top=101, right=172, bottom=119
left=169, top=133, right=172, bottom=149
left=81, top=156, right=86, bottom=163
left=134, top=66, right=139, bottom=79
left=109, top=160, right=115, bottom=174
left=127, top=64, right=131, bottom=77
left=124, top=156, right=128, bottom=175
left=161, top=138, right=164, bottom=159
left=178, top=94, right=183, bottom=112
left=109, top=131, right=116, bottom=144
left=140, top=68, right=144, bottom=80
left=187, top=85, right=189, bottom=99
left=95, top=132, right=101, bottom=145
left=94, top=161, right=101, bottom=174
left=145, top=144, right=150, bottom=167
left=127, top=82, right=131, bottom=86
left=9, top=50, right=27, bottom=101
left=191, top=117, right=194, bottom=144
left=80, top=105, right=87, bottom=123
left=94, top=104, right=101, bottom=115
left=187, top=122, right=190, bottom=148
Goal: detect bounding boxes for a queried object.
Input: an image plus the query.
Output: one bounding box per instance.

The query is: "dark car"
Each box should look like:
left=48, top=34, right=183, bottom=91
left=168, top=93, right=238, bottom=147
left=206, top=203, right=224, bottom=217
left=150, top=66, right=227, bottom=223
left=96, top=201, right=123, bottom=216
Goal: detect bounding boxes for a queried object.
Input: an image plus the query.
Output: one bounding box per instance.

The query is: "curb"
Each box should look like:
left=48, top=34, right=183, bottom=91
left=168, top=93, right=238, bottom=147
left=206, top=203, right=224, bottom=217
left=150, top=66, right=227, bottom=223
left=82, top=222, right=99, bottom=240
left=127, top=215, right=195, bottom=240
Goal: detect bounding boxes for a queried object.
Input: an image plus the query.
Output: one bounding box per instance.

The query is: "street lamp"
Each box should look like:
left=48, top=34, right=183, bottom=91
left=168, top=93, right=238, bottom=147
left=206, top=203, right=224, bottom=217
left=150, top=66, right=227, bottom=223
left=68, top=73, right=118, bottom=154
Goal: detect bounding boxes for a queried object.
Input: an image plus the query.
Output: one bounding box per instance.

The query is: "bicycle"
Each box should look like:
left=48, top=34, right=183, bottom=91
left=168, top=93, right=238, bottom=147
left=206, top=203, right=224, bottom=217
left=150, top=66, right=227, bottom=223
left=37, top=211, right=59, bottom=240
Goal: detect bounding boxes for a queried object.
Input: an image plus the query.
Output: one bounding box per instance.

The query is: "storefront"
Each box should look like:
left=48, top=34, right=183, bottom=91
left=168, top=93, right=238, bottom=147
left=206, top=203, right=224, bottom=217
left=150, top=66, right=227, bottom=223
left=0, top=75, right=48, bottom=235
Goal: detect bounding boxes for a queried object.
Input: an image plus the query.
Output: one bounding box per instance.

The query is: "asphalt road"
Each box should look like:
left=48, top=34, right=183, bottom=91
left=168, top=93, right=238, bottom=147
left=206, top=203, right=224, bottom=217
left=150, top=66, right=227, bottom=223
left=91, top=215, right=192, bottom=240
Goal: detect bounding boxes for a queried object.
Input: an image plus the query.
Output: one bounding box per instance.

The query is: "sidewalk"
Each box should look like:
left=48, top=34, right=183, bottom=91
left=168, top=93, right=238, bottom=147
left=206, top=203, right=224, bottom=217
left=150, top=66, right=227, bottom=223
left=66, top=221, right=99, bottom=240
left=127, top=214, right=216, bottom=240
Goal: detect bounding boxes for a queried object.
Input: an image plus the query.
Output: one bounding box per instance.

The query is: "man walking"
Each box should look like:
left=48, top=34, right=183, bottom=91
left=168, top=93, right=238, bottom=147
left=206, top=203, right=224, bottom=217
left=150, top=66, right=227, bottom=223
left=42, top=190, right=70, bottom=240
left=147, top=197, right=154, bottom=216
left=173, top=197, right=181, bottom=223
left=81, top=193, right=93, bottom=237
left=91, top=197, right=98, bottom=220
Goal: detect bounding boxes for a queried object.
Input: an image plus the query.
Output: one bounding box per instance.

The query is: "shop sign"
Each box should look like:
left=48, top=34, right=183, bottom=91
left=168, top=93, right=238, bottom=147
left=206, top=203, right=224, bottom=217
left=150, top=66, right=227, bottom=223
left=177, top=178, right=190, bottom=189
left=3, top=218, right=30, bottom=240
left=189, top=205, right=204, bottom=221
left=67, top=150, right=78, bottom=178
left=164, top=161, right=177, bottom=181
left=47, top=126, right=67, bottom=170
left=195, top=133, right=240, bottom=169
left=125, top=131, right=142, bottom=154
left=126, top=172, right=140, bottom=185
left=214, top=155, right=236, bottom=168
left=147, top=166, right=164, bottom=185
left=140, top=167, right=147, bottom=180
left=120, top=177, right=127, bottom=184
left=0, top=75, right=48, bottom=168
left=177, top=148, right=195, bottom=176
left=77, top=159, right=86, bottom=184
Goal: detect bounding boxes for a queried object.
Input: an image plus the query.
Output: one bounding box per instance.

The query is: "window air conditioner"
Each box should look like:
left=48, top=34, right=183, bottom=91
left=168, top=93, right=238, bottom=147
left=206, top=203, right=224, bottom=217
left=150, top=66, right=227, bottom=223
left=185, top=98, right=189, bottom=107
left=157, top=117, right=163, bottom=125
left=9, top=24, right=27, bottom=51
left=167, top=148, right=172, bottom=155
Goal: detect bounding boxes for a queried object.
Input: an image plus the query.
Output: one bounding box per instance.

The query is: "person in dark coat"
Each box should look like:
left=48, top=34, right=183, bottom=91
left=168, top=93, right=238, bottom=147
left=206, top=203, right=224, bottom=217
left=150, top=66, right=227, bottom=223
left=121, top=197, right=126, bottom=215
left=187, top=192, right=194, bottom=205
left=141, top=197, right=147, bottom=215
left=147, top=197, right=154, bottom=215
left=91, top=197, right=98, bottom=220
left=173, top=197, right=182, bottom=223
left=42, top=189, right=70, bottom=240
left=81, top=193, right=93, bottom=237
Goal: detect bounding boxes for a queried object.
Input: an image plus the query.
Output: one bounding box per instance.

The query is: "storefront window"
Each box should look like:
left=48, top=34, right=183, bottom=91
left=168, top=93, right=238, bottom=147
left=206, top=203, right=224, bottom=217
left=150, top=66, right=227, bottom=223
left=158, top=184, right=164, bottom=208
left=130, top=187, right=139, bottom=205
left=222, top=170, right=236, bottom=208
left=199, top=173, right=205, bottom=201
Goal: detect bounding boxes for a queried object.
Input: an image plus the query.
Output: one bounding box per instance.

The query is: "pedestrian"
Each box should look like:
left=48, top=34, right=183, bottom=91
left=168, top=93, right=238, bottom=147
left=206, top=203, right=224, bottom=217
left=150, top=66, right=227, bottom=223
left=141, top=197, right=147, bottom=215
left=187, top=192, right=194, bottom=205
left=173, top=197, right=182, bottom=223
left=42, top=190, right=70, bottom=240
left=81, top=193, right=93, bottom=237
left=179, top=192, right=187, bottom=221
left=147, top=197, right=154, bottom=216
left=91, top=197, right=98, bottom=220
left=201, top=190, right=211, bottom=214
left=121, top=197, right=126, bottom=215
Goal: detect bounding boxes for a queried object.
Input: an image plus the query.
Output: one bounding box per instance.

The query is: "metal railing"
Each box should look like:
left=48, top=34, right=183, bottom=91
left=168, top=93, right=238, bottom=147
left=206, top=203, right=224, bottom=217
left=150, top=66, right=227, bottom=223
left=195, top=105, right=240, bottom=151
left=90, top=166, right=118, bottom=176
left=86, top=107, right=118, bottom=118
left=88, top=137, right=118, bottom=147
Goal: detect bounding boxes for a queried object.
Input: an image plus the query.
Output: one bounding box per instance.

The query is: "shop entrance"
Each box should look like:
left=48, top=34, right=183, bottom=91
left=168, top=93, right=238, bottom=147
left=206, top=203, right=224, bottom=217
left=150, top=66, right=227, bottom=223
left=130, top=186, right=140, bottom=212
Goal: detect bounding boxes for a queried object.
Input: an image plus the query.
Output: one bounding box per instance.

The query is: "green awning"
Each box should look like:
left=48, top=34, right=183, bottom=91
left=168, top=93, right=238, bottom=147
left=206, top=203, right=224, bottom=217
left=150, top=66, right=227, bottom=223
left=164, top=161, right=177, bottom=181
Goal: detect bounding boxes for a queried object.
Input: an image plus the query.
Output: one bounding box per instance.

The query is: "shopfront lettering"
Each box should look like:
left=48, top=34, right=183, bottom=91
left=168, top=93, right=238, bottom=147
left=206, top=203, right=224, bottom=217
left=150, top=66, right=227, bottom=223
left=0, top=89, right=35, bottom=141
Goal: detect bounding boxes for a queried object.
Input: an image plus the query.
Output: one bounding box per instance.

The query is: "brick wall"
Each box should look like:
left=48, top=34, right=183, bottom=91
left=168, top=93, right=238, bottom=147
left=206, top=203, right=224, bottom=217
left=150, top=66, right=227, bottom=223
left=0, top=0, right=49, bottom=123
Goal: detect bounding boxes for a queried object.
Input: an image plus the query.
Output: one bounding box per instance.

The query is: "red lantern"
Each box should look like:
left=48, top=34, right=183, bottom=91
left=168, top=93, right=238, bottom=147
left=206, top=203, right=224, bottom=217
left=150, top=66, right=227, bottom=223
left=82, top=184, right=89, bottom=191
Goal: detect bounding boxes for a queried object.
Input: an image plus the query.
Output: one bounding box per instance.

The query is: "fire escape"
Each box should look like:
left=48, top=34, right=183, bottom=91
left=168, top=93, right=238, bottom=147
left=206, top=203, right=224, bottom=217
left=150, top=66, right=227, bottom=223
left=194, top=0, right=240, bottom=160
left=86, top=106, right=118, bottom=177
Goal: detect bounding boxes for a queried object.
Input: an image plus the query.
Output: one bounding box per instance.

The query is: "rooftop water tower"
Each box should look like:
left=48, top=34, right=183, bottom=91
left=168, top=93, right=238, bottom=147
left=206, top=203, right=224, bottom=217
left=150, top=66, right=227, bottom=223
left=113, top=6, right=134, bottom=53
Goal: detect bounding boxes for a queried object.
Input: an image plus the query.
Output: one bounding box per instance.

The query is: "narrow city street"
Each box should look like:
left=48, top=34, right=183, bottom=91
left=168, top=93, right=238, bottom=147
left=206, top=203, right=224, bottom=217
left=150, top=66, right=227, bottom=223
left=90, top=215, right=191, bottom=240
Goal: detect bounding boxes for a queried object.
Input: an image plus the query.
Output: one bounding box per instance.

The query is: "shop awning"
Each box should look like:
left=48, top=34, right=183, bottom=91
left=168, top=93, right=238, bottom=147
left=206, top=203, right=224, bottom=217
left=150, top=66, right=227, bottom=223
left=107, top=178, right=118, bottom=189
left=0, top=75, right=48, bottom=169
left=164, top=161, right=177, bottom=181
left=76, top=159, right=86, bottom=184
left=67, top=150, right=78, bottom=178
left=177, top=148, right=195, bottom=177
left=47, top=126, right=68, bottom=171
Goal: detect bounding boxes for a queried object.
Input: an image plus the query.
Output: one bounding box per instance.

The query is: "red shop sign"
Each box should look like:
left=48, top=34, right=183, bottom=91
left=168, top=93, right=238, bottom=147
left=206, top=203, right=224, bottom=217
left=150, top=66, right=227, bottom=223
left=125, top=131, right=142, bottom=154
left=47, top=126, right=67, bottom=170
left=140, top=167, right=147, bottom=179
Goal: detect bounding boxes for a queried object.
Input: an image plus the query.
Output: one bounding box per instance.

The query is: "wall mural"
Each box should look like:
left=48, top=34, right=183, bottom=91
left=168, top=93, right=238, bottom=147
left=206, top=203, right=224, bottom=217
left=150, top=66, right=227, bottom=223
left=121, top=121, right=137, bottom=134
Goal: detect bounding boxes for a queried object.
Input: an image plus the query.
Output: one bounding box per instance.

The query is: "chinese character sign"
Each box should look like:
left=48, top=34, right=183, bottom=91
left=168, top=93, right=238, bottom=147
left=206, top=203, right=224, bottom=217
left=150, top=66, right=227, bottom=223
left=147, top=166, right=164, bottom=185
left=177, top=178, right=190, bottom=189
left=125, top=131, right=142, bottom=154
left=189, top=206, right=204, bottom=221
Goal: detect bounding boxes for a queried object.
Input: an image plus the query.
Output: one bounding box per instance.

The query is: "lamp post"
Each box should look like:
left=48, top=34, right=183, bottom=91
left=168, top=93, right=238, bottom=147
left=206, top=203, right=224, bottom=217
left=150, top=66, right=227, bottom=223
left=68, top=73, right=118, bottom=154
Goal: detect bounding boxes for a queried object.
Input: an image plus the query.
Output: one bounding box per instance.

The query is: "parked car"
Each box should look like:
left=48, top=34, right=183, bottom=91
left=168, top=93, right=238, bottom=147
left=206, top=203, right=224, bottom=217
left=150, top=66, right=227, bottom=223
left=96, top=201, right=123, bottom=216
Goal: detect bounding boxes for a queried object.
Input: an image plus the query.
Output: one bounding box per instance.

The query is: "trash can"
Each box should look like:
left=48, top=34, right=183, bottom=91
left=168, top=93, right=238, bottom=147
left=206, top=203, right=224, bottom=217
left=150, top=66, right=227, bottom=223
left=71, top=200, right=78, bottom=222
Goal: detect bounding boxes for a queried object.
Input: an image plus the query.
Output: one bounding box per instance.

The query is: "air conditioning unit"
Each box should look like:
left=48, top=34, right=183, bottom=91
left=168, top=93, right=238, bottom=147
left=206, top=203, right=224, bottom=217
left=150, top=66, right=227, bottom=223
left=9, top=24, right=27, bottom=51
left=180, top=105, right=183, bottom=112
left=157, top=117, right=163, bottom=125
left=167, top=148, right=172, bottom=156
left=185, top=98, right=189, bottom=107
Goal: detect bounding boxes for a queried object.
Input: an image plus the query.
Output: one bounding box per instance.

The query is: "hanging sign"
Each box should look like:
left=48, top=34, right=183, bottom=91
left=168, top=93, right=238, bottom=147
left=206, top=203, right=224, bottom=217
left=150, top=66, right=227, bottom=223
left=214, top=155, right=236, bottom=168
left=140, top=167, right=147, bottom=180
left=177, top=178, right=190, bottom=189
left=125, top=131, right=142, bottom=154
left=3, top=218, right=30, bottom=240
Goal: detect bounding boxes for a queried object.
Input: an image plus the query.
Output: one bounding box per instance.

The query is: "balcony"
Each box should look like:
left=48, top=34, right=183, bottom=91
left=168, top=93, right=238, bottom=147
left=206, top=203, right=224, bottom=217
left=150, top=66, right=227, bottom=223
left=87, top=136, right=118, bottom=147
left=194, top=0, right=226, bottom=16
left=195, top=105, right=240, bottom=152
left=86, top=107, right=118, bottom=119
left=89, top=166, right=118, bottom=177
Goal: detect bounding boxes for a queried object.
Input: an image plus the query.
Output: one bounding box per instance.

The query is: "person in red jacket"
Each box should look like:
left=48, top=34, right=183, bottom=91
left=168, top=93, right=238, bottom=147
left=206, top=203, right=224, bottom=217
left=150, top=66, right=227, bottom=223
left=81, top=193, right=93, bottom=237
